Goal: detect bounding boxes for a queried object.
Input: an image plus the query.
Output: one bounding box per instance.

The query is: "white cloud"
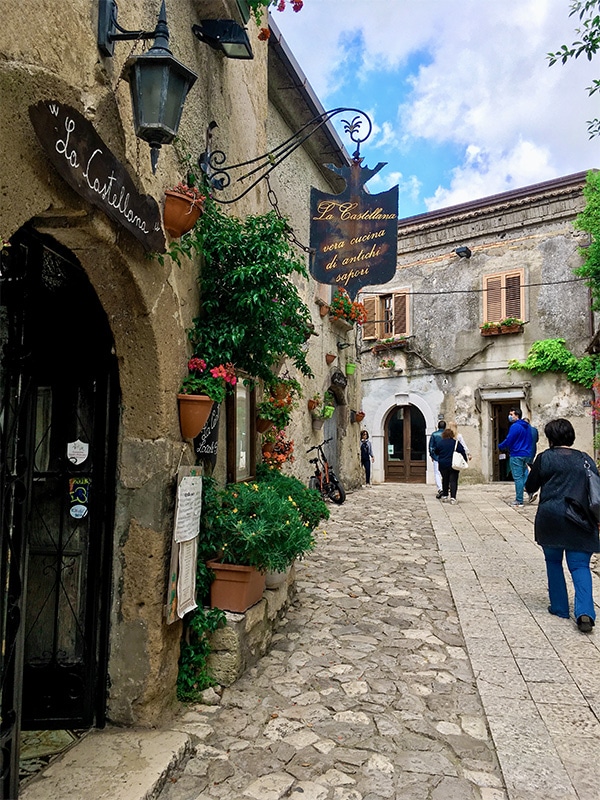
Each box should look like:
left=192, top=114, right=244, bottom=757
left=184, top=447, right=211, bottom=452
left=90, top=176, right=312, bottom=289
left=275, top=0, right=600, bottom=211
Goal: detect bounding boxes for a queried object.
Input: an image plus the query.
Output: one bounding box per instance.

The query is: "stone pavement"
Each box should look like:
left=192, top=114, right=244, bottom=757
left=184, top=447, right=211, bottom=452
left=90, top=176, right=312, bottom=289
left=23, top=483, right=600, bottom=800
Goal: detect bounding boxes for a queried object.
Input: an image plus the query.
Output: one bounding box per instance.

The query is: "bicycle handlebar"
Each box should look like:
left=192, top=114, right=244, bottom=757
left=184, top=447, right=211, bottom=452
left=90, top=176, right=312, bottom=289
left=306, top=437, right=333, bottom=454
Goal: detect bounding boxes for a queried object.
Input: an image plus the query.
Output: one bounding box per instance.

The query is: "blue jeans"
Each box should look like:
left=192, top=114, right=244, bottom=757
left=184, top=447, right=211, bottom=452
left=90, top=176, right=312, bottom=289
left=509, top=456, right=529, bottom=504
left=542, top=546, right=595, bottom=620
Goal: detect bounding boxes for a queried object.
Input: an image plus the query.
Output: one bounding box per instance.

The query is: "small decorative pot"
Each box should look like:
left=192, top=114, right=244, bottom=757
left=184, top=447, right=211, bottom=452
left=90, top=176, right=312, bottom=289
left=272, top=384, right=290, bottom=401
left=319, top=304, right=330, bottom=317
left=312, top=417, right=325, bottom=430
left=163, top=191, right=203, bottom=238
left=177, top=394, right=214, bottom=439
left=354, top=411, right=365, bottom=423
left=262, top=442, right=274, bottom=455
left=256, top=416, right=274, bottom=434
left=325, top=353, right=336, bottom=365
left=322, top=405, right=335, bottom=419
left=307, top=399, right=318, bottom=412
left=345, top=363, right=356, bottom=376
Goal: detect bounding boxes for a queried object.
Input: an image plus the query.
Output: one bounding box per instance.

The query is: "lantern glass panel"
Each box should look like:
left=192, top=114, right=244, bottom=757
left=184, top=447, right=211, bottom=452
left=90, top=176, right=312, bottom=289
left=163, top=71, right=188, bottom=134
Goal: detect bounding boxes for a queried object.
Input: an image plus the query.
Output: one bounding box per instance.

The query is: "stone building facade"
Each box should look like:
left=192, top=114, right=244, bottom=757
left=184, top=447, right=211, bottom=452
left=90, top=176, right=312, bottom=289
left=0, top=2, right=362, bottom=794
left=358, top=172, right=595, bottom=487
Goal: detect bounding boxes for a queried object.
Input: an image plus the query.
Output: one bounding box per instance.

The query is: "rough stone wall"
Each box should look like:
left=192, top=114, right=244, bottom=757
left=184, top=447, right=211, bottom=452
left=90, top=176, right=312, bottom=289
left=359, top=177, right=595, bottom=485
left=0, top=0, right=280, bottom=727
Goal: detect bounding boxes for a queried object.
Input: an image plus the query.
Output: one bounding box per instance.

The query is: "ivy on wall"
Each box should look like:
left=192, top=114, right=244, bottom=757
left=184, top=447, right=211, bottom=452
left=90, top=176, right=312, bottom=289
left=574, top=169, right=600, bottom=310
left=508, top=338, right=599, bottom=388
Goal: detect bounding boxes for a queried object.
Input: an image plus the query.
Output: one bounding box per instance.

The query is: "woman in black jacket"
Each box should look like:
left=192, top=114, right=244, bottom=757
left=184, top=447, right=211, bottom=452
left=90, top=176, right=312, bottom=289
left=434, top=428, right=468, bottom=505
left=525, top=418, right=599, bottom=633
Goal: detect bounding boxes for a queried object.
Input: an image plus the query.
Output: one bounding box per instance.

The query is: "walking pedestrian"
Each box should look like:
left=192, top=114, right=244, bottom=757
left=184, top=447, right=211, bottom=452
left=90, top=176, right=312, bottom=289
left=434, top=427, right=468, bottom=505
left=525, top=418, right=599, bottom=633
left=360, top=430, right=374, bottom=487
left=498, top=408, right=533, bottom=507
left=429, top=420, right=446, bottom=499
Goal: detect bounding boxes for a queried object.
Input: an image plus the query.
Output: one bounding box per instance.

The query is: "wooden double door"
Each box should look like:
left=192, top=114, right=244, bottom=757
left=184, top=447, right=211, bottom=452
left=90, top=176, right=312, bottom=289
left=384, top=405, right=427, bottom=483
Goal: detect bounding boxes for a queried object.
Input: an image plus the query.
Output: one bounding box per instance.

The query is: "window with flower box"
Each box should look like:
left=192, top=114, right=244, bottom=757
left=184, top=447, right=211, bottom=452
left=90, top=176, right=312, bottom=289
left=362, top=292, right=409, bottom=341
left=483, top=269, right=524, bottom=322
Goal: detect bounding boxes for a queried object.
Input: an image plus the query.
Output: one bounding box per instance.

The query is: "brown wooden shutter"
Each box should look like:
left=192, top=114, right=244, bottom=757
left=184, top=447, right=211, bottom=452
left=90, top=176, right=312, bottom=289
left=363, top=297, right=377, bottom=339
left=393, top=293, right=408, bottom=335
left=504, top=274, right=522, bottom=319
left=485, top=276, right=502, bottom=322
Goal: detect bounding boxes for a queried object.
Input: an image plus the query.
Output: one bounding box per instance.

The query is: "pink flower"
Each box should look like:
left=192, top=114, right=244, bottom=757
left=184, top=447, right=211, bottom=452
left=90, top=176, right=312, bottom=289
left=188, top=357, right=206, bottom=372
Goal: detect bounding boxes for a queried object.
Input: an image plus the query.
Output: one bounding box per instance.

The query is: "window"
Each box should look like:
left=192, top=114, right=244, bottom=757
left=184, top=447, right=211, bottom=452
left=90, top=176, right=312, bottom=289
left=226, top=383, right=256, bottom=483
left=362, top=292, right=409, bottom=340
left=483, top=270, right=524, bottom=322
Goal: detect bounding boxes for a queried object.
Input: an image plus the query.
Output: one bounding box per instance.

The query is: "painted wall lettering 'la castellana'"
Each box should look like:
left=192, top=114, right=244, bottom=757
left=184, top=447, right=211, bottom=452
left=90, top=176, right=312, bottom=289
left=309, top=161, right=398, bottom=299
left=28, top=100, right=165, bottom=253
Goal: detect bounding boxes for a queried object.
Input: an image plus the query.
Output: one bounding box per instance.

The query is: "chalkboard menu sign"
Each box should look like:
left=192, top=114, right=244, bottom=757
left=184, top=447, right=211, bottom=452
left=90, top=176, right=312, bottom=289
left=29, top=100, right=165, bottom=253
left=195, top=403, right=220, bottom=469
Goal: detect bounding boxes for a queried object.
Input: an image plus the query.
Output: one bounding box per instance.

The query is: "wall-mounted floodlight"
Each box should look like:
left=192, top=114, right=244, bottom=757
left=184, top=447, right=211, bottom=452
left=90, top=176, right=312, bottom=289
left=454, top=246, right=472, bottom=259
left=192, top=20, right=253, bottom=60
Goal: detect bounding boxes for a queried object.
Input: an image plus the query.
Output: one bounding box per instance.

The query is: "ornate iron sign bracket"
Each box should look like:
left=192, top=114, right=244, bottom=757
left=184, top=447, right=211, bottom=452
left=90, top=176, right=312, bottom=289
left=199, top=108, right=372, bottom=204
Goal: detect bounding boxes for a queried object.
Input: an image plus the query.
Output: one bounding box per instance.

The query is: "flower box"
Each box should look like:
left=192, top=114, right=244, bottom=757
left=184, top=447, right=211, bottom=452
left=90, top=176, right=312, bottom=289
left=206, top=560, right=266, bottom=613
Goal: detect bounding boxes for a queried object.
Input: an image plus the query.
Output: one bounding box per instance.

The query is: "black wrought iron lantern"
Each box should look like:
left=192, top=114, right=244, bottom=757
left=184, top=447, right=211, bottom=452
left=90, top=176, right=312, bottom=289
left=98, top=0, right=197, bottom=171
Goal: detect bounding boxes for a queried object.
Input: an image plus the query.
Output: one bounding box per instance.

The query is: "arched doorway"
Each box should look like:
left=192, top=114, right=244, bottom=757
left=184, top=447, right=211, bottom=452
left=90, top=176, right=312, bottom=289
left=0, top=229, right=118, bottom=796
left=384, top=404, right=427, bottom=483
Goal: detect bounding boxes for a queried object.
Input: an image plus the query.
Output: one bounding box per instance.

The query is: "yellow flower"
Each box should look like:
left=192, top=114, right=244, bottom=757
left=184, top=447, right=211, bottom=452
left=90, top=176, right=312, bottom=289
left=233, top=508, right=238, bottom=513
left=322, top=530, right=328, bottom=537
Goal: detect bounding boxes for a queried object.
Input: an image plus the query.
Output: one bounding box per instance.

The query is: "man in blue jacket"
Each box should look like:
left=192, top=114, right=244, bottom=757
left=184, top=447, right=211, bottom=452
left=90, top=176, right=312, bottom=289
left=499, top=408, right=533, bottom=507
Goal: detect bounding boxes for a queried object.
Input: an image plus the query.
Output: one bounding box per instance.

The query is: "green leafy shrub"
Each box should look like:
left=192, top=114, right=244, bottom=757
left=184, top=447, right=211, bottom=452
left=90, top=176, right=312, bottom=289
left=508, top=338, right=599, bottom=388
left=207, top=481, right=316, bottom=573
left=161, top=199, right=314, bottom=383
left=256, top=463, right=329, bottom=528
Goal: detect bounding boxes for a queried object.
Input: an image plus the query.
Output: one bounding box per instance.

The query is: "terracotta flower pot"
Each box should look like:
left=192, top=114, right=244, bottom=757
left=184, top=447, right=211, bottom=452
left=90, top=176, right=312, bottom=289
left=307, top=399, right=318, bottom=412
left=272, top=384, right=290, bottom=401
left=319, top=304, right=330, bottom=317
left=500, top=324, right=523, bottom=334
left=325, top=353, right=336, bottom=365
left=177, top=394, right=214, bottom=439
left=206, top=560, right=266, bottom=613
left=256, top=416, right=274, bottom=434
left=163, top=191, right=203, bottom=238
left=354, top=411, right=365, bottom=423
left=262, top=442, right=274, bottom=455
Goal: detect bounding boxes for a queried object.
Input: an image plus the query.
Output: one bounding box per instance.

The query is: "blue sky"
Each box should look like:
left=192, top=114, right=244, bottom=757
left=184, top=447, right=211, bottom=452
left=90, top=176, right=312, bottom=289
left=275, top=0, right=600, bottom=219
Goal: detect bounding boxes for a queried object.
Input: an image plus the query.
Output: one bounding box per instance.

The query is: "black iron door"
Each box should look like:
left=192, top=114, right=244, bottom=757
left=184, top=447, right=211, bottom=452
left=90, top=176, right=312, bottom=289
left=0, top=230, right=118, bottom=795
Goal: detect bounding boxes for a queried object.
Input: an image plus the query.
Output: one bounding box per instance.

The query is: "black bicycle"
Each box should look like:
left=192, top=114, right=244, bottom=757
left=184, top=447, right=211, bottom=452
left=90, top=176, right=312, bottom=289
left=307, top=438, right=346, bottom=504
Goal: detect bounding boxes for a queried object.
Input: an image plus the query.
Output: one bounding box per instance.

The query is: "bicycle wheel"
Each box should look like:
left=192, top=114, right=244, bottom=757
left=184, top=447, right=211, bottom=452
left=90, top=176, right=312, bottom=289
left=308, top=476, right=320, bottom=492
left=327, top=478, right=346, bottom=504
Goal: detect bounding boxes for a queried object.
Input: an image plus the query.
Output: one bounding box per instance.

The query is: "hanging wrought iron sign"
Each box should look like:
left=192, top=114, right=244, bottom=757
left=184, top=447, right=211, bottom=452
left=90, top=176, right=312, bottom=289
left=309, top=114, right=398, bottom=299
left=29, top=100, right=165, bottom=253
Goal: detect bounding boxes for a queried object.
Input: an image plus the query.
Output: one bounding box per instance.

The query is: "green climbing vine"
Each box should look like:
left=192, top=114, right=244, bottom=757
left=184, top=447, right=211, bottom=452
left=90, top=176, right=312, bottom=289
left=573, top=170, right=600, bottom=310
left=508, top=338, right=599, bottom=388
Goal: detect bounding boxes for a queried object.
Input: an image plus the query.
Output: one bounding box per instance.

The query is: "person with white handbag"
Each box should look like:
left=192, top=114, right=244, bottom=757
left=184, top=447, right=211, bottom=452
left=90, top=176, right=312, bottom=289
left=433, top=427, right=468, bottom=505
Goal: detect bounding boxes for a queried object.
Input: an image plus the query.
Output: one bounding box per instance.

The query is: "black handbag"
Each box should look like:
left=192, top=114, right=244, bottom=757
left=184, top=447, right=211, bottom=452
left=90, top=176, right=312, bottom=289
left=583, top=454, right=600, bottom=522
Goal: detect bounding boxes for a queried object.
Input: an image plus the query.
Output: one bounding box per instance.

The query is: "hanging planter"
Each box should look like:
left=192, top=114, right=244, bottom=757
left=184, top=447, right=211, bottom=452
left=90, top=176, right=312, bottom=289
left=353, top=411, right=365, bottom=423
left=163, top=183, right=205, bottom=238
left=322, top=405, right=335, bottom=419
left=177, top=394, right=214, bottom=439
left=311, top=417, right=325, bottom=431
left=325, top=353, right=336, bottom=365
left=206, top=560, right=266, bottom=613
left=256, top=416, right=274, bottom=434
left=319, top=304, right=330, bottom=317
left=345, top=362, right=356, bottom=376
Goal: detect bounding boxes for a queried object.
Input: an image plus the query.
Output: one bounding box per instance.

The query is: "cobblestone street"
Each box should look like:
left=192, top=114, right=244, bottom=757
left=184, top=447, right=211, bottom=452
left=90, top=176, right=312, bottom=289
left=158, top=481, right=600, bottom=800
